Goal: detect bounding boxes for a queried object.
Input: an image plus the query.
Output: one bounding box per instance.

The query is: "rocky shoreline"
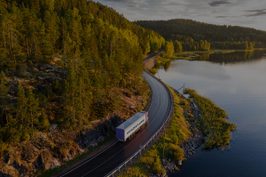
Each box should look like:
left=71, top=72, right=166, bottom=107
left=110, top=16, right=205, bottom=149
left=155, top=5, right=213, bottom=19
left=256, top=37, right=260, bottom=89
left=163, top=91, right=204, bottom=174
left=181, top=95, right=204, bottom=159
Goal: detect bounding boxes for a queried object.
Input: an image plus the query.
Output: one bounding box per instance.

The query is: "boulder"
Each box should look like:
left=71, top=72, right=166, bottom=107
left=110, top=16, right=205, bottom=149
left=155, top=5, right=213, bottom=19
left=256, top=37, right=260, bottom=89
left=34, top=150, right=60, bottom=170
left=0, top=172, right=12, bottom=177
left=12, top=161, right=27, bottom=176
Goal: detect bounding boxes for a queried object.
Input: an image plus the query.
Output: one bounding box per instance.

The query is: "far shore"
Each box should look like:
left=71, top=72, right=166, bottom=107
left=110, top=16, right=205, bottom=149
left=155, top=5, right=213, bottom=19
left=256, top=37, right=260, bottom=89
left=173, top=48, right=266, bottom=60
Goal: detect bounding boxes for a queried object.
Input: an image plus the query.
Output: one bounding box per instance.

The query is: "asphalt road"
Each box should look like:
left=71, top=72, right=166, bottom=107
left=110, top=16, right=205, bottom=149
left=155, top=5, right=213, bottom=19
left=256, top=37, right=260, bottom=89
left=59, top=72, right=172, bottom=177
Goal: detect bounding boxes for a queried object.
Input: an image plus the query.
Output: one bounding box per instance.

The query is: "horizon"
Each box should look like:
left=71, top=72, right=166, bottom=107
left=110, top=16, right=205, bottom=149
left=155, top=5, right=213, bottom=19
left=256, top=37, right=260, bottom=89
left=95, top=0, right=266, bottom=31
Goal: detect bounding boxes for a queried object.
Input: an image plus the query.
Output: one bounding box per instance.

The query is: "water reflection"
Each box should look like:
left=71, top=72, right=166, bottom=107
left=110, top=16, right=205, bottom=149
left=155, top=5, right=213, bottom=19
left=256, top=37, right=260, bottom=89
left=194, top=50, right=266, bottom=64
left=169, top=61, right=231, bottom=80
left=157, top=51, right=266, bottom=177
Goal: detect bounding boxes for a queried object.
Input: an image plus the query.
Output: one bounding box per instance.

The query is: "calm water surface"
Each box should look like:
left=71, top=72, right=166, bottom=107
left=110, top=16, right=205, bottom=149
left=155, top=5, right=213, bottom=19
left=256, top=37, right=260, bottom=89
left=156, top=52, right=266, bottom=177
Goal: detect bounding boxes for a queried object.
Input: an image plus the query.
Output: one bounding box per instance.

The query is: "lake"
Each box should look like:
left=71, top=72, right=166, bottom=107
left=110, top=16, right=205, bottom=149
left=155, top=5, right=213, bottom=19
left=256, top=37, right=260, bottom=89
left=156, top=51, right=266, bottom=177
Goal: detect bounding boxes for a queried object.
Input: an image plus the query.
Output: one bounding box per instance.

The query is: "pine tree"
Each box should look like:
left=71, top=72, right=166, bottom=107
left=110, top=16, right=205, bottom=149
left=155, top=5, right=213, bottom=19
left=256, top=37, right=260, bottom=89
left=1, top=13, right=23, bottom=63
left=0, top=72, right=8, bottom=98
left=165, top=41, right=175, bottom=58
left=26, top=89, right=40, bottom=128
left=16, top=84, right=27, bottom=129
left=31, top=0, right=40, bottom=14
left=174, top=40, right=183, bottom=53
left=39, top=24, right=53, bottom=62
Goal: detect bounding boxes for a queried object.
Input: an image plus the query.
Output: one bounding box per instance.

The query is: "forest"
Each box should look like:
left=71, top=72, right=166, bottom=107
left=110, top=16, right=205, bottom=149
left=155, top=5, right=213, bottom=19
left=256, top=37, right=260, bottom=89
left=137, top=19, right=266, bottom=51
left=0, top=0, right=164, bottom=154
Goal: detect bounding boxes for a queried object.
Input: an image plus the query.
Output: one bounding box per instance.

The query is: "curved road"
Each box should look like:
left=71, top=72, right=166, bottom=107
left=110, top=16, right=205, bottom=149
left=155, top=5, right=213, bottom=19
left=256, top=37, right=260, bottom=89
left=60, top=72, right=172, bottom=177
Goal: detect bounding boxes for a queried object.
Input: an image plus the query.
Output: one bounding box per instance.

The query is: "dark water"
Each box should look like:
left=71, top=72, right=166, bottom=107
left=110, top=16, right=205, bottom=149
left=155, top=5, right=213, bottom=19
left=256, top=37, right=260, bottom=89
left=156, top=51, right=266, bottom=177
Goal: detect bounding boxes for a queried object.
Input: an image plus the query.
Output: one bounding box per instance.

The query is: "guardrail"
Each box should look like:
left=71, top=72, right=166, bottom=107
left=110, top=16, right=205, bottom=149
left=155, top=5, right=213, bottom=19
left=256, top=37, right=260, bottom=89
left=105, top=71, right=174, bottom=177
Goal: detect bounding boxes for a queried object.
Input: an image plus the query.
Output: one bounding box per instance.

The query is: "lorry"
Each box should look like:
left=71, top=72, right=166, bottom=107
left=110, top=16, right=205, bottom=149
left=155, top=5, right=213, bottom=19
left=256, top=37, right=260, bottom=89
left=116, top=111, right=149, bottom=142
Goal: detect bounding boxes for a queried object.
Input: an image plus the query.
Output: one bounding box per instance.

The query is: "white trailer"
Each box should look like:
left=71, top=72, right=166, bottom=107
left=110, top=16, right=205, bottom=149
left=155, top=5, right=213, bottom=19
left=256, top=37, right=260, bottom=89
left=116, top=111, right=149, bottom=142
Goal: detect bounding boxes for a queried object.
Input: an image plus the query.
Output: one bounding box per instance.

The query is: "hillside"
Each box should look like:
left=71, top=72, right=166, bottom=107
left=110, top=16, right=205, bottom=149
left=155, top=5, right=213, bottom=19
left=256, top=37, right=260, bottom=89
left=137, top=19, right=266, bottom=50
left=0, top=0, right=164, bottom=176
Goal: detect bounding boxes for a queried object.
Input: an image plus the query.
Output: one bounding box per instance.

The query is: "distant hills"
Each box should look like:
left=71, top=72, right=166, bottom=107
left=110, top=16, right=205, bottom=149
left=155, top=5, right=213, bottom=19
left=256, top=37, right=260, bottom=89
left=137, top=19, right=266, bottom=50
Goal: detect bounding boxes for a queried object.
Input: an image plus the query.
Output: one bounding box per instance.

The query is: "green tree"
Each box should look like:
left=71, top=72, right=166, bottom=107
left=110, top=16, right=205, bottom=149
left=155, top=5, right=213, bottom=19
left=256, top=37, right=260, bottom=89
left=21, top=8, right=41, bottom=60
left=0, top=72, right=8, bottom=98
left=1, top=13, right=23, bottom=63
left=0, top=72, right=8, bottom=124
left=43, top=10, right=59, bottom=53
left=31, top=0, right=40, bottom=14
left=245, top=41, right=255, bottom=51
left=165, top=41, right=175, bottom=58
left=39, top=24, right=53, bottom=62
left=26, top=89, right=40, bottom=128
left=174, top=40, right=183, bottom=53
left=16, top=84, right=27, bottom=129
left=199, top=40, right=211, bottom=51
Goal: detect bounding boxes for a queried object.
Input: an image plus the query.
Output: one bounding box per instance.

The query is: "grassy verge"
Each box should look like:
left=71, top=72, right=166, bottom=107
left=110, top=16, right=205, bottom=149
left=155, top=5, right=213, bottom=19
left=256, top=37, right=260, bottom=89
left=185, top=89, right=236, bottom=149
left=118, top=88, right=192, bottom=177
